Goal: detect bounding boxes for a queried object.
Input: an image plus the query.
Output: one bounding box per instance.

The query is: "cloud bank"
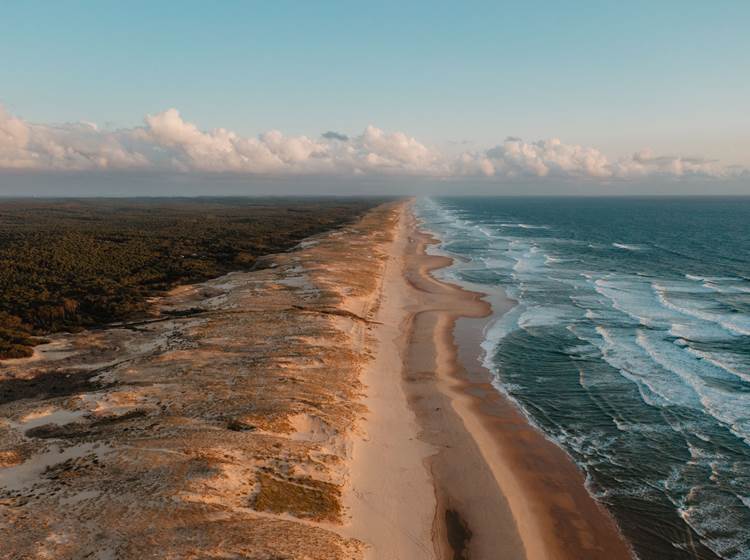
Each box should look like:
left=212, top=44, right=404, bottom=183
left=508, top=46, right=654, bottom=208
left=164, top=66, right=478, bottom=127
left=1, top=105, right=745, bottom=180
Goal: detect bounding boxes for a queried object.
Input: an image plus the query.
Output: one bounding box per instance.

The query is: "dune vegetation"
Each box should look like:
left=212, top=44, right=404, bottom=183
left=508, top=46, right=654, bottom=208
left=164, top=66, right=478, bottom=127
left=0, top=197, right=378, bottom=358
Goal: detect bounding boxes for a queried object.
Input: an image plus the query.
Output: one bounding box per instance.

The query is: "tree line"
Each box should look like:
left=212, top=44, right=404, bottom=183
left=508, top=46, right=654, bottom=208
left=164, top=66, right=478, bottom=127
left=0, top=198, right=379, bottom=359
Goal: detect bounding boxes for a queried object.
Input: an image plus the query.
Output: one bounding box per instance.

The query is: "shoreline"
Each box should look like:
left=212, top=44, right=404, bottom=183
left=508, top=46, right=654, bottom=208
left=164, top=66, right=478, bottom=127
left=345, top=201, right=634, bottom=558
left=1, top=198, right=635, bottom=559
left=341, top=202, right=436, bottom=559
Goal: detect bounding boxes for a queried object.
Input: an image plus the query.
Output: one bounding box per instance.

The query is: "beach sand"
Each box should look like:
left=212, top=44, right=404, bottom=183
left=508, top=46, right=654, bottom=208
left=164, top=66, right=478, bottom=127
left=345, top=201, right=634, bottom=559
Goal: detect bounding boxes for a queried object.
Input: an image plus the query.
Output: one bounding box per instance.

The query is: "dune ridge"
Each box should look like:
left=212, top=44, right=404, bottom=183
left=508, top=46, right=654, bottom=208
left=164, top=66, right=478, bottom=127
left=0, top=202, right=400, bottom=559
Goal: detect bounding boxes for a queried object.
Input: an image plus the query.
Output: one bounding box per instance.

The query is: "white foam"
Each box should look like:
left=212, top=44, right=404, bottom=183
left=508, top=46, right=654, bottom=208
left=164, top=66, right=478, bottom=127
left=587, top=325, right=701, bottom=410
left=544, top=254, right=569, bottom=264
left=653, top=283, right=750, bottom=336
left=593, top=277, right=672, bottom=328
left=612, top=242, right=646, bottom=251
left=518, top=305, right=574, bottom=329
left=637, top=330, right=750, bottom=445
left=498, top=222, right=550, bottom=230
left=480, top=304, right=524, bottom=368
left=685, top=347, right=750, bottom=384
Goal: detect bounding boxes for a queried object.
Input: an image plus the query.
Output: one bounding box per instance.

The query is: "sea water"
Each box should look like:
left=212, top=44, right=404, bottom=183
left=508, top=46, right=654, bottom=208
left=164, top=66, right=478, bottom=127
left=414, top=196, right=750, bottom=560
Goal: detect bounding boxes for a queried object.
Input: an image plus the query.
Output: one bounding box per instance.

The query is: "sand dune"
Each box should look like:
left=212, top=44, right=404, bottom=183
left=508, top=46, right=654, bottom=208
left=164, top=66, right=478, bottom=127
left=0, top=203, right=399, bottom=559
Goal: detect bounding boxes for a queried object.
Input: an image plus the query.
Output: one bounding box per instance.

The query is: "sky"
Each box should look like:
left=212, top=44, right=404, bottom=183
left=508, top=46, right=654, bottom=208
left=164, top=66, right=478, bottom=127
left=1, top=0, right=749, bottom=195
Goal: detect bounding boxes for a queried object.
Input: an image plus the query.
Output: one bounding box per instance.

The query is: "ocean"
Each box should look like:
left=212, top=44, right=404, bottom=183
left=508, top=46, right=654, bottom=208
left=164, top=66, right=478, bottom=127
left=414, top=196, right=750, bottom=560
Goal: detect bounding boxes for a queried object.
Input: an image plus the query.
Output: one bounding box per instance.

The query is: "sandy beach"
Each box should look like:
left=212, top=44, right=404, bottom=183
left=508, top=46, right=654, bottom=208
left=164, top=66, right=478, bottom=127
left=346, top=200, right=634, bottom=559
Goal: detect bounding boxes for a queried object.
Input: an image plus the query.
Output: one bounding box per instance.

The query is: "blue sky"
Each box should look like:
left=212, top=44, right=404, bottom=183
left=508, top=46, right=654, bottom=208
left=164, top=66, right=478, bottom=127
left=0, top=1, right=748, bottom=191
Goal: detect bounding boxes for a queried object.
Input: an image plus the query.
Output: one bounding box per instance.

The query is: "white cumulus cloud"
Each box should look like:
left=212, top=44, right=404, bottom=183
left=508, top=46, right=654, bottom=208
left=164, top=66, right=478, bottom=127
left=454, top=137, right=611, bottom=178
left=0, top=106, right=149, bottom=170
left=0, top=105, right=745, bottom=180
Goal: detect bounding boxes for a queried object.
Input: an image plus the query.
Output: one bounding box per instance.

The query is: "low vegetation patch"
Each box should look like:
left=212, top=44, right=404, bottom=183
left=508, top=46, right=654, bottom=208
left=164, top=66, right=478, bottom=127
left=252, top=470, right=341, bottom=522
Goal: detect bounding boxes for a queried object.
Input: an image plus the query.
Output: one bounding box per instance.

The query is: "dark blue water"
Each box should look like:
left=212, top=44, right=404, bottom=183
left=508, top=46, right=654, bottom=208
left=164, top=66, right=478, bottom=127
left=415, top=197, right=750, bottom=560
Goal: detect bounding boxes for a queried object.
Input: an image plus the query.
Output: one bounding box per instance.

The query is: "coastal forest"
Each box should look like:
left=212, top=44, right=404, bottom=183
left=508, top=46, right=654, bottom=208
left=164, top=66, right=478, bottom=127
left=0, top=198, right=378, bottom=359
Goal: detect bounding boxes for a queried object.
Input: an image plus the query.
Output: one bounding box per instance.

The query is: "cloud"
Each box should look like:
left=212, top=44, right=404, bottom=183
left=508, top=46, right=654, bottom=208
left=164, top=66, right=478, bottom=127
left=610, top=149, right=732, bottom=178
left=135, top=109, right=323, bottom=173
left=447, top=139, right=474, bottom=146
left=453, top=138, right=746, bottom=180
left=0, top=105, right=745, bottom=180
left=0, top=106, right=149, bottom=170
left=453, top=137, right=613, bottom=178
left=484, top=137, right=611, bottom=178
left=0, top=107, right=31, bottom=168
left=321, top=131, right=349, bottom=141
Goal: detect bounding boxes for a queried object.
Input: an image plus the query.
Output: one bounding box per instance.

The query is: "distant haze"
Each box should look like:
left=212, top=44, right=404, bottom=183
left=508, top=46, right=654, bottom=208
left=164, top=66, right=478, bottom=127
left=1, top=171, right=748, bottom=197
